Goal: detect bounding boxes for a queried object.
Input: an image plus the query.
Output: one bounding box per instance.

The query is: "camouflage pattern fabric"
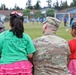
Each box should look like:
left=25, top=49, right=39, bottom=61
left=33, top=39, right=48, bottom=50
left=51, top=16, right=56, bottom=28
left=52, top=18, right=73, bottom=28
left=33, top=34, right=71, bottom=75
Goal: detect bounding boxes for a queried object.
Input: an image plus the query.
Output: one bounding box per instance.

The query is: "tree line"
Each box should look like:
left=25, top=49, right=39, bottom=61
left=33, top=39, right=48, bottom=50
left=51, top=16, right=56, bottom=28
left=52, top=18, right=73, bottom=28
left=1, top=0, right=76, bottom=20
left=0, top=0, right=76, bottom=10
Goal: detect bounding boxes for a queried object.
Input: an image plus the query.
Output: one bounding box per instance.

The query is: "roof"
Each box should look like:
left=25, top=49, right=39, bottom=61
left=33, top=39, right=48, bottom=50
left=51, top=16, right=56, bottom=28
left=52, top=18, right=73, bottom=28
left=57, top=7, right=76, bottom=13
left=0, top=10, right=23, bottom=16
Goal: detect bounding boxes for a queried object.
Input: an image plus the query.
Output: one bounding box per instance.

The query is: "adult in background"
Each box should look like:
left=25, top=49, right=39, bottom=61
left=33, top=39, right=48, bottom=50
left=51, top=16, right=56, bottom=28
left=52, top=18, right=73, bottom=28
left=64, top=17, right=67, bottom=27
left=0, top=11, right=36, bottom=75
left=33, top=17, right=71, bottom=75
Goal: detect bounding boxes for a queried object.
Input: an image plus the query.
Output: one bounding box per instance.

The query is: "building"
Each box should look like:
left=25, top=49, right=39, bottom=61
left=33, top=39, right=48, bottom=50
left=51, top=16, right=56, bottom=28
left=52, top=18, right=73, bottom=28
left=55, top=7, right=76, bottom=20
left=0, top=10, right=23, bottom=22
left=0, top=10, right=22, bottom=16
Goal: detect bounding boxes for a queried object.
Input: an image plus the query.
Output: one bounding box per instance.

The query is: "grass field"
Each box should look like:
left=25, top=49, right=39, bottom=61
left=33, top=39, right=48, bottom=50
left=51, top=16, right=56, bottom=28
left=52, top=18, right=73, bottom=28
left=4, top=22, right=72, bottom=41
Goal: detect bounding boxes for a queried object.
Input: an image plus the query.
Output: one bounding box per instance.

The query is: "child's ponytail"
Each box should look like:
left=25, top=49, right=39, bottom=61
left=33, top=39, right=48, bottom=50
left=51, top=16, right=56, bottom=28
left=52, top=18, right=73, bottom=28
left=10, top=11, right=24, bottom=38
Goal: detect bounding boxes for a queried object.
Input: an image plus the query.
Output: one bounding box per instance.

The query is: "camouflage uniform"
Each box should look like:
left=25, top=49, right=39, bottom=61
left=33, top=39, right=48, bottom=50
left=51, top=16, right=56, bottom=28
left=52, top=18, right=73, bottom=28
left=33, top=17, right=71, bottom=75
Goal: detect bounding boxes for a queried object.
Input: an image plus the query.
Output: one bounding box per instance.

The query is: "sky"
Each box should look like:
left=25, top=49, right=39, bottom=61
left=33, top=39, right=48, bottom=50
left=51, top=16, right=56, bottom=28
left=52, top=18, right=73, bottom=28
left=0, top=0, right=73, bottom=9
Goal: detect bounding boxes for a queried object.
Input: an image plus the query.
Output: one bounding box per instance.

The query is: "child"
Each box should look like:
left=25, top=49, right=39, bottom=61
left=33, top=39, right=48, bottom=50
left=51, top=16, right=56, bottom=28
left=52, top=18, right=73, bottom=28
left=0, top=11, right=36, bottom=75
left=70, top=18, right=74, bottom=28
left=0, top=21, right=5, bottom=33
left=68, top=22, right=76, bottom=75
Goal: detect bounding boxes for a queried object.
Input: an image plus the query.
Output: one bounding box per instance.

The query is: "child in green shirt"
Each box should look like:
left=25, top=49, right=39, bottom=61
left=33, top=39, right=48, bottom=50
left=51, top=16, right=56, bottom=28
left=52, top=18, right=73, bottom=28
left=0, top=11, right=36, bottom=75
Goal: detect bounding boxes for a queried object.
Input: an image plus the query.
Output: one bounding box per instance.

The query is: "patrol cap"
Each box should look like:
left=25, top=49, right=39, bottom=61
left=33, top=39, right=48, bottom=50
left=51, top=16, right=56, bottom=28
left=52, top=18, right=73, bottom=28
left=43, top=17, right=61, bottom=28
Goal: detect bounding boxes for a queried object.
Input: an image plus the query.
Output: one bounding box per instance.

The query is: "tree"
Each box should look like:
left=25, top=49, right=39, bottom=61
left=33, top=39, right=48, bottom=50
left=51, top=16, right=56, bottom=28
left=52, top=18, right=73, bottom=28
left=13, top=4, right=22, bottom=10
left=46, top=9, right=55, bottom=17
left=64, top=0, right=68, bottom=8
left=53, top=3, right=55, bottom=8
left=46, top=0, right=52, bottom=8
left=26, top=0, right=33, bottom=10
left=55, top=0, right=59, bottom=9
left=34, top=10, right=42, bottom=18
left=73, top=0, right=76, bottom=6
left=26, top=6, right=33, bottom=10
left=34, top=0, right=41, bottom=10
left=60, top=0, right=63, bottom=8
left=26, top=0, right=31, bottom=8
left=1, top=4, right=6, bottom=10
left=23, top=9, right=30, bottom=18
left=59, top=0, right=68, bottom=9
left=70, top=2, right=74, bottom=7
left=0, top=4, right=9, bottom=10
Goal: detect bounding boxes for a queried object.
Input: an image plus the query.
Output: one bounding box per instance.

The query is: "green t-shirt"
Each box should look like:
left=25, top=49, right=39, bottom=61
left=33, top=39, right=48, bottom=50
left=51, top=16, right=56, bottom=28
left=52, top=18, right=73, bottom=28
left=0, top=30, right=36, bottom=64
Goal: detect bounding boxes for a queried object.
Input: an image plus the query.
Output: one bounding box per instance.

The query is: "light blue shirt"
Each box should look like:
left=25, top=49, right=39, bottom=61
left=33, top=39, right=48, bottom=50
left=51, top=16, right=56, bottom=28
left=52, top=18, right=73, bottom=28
left=70, top=20, right=74, bottom=27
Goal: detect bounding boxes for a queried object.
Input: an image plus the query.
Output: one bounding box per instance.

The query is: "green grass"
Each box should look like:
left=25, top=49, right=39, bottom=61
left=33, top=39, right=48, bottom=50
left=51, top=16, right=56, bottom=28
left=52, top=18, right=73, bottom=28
left=57, top=22, right=73, bottom=41
left=4, top=22, right=73, bottom=41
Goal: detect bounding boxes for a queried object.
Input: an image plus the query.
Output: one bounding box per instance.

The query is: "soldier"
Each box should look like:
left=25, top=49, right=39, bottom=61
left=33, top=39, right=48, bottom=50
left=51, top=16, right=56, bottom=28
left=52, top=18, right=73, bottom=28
left=33, top=17, right=71, bottom=75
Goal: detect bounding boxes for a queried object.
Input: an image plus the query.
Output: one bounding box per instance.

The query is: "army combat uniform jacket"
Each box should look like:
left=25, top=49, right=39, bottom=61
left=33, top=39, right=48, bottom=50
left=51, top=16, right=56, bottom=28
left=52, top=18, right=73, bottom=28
left=33, top=34, right=71, bottom=75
